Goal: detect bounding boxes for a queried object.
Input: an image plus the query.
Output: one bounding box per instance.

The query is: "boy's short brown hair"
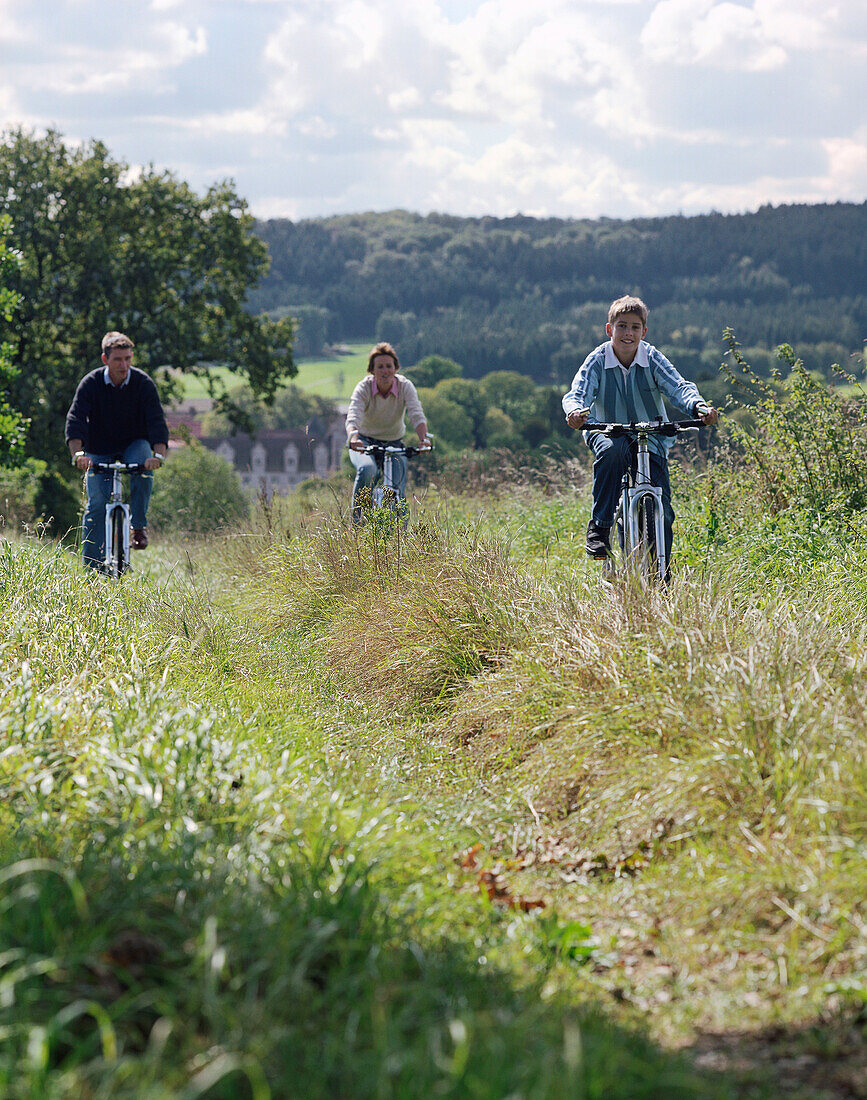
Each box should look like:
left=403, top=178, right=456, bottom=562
left=607, top=296, right=648, bottom=326
left=367, top=341, right=400, bottom=373
left=101, top=331, right=135, bottom=352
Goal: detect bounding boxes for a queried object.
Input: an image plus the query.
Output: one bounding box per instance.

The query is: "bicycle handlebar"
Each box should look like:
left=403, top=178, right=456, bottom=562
left=355, top=443, right=433, bottom=458
left=583, top=419, right=705, bottom=436
left=89, top=462, right=149, bottom=472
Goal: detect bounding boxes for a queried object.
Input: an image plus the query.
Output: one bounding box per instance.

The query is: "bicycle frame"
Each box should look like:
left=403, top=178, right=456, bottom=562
left=351, top=441, right=431, bottom=525
left=586, top=419, right=703, bottom=585
left=372, top=446, right=402, bottom=509
left=90, top=462, right=145, bottom=578
left=618, top=425, right=667, bottom=582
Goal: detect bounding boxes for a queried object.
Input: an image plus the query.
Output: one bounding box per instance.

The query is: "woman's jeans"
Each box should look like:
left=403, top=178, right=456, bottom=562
left=82, top=439, right=155, bottom=569
left=348, top=435, right=407, bottom=524
left=588, top=432, right=675, bottom=565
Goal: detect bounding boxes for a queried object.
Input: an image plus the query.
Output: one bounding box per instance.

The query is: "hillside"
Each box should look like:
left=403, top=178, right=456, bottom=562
left=251, top=203, right=867, bottom=402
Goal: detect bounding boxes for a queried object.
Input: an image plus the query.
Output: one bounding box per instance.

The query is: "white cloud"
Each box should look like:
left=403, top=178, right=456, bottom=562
left=823, top=128, right=867, bottom=197
left=642, top=0, right=787, bottom=71
left=0, top=0, right=864, bottom=220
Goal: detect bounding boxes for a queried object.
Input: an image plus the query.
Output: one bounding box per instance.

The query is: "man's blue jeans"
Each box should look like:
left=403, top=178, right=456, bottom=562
left=82, top=439, right=155, bottom=569
left=588, top=432, right=675, bottom=564
left=348, top=435, right=407, bottom=523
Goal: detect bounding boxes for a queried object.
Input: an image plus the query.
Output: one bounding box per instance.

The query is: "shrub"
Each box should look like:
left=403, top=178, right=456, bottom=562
left=149, top=442, right=248, bottom=534
left=0, top=458, right=79, bottom=538
left=721, top=330, right=867, bottom=516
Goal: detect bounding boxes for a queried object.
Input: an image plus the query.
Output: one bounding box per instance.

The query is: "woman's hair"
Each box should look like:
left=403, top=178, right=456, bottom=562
left=367, top=342, right=401, bottom=373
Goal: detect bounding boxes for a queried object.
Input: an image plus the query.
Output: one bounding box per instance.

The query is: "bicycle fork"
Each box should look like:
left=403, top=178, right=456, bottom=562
left=618, top=440, right=666, bottom=582
left=103, top=467, right=131, bottom=577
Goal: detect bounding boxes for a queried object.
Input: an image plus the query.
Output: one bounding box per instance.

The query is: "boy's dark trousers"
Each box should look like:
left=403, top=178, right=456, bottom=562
left=589, top=432, right=675, bottom=565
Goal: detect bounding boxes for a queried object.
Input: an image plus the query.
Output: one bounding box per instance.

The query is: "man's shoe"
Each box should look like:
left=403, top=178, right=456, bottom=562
left=132, top=528, right=149, bottom=550
left=586, top=521, right=611, bottom=559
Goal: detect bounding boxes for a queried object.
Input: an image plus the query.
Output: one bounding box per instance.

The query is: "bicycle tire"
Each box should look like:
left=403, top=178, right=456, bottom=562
left=636, top=495, right=659, bottom=584
left=110, top=508, right=126, bottom=578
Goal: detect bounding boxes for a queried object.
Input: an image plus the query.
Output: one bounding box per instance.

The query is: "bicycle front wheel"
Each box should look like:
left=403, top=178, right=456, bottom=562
left=636, top=495, right=661, bottom=584
left=110, top=508, right=126, bottom=578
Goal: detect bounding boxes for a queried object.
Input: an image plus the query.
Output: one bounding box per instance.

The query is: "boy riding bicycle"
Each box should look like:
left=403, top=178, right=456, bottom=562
left=562, top=296, right=718, bottom=567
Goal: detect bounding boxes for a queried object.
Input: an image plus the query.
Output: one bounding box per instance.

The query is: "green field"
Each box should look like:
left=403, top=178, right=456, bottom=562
left=1, top=364, right=865, bottom=1097
left=179, top=344, right=370, bottom=402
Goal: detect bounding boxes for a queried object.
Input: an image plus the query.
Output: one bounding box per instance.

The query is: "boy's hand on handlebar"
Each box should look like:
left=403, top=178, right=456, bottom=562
left=144, top=454, right=164, bottom=470
left=696, top=404, right=718, bottom=426
left=349, top=436, right=365, bottom=452
left=566, top=410, right=590, bottom=430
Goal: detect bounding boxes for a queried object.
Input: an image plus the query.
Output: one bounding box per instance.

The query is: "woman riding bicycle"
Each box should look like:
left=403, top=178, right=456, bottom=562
left=346, top=342, right=430, bottom=525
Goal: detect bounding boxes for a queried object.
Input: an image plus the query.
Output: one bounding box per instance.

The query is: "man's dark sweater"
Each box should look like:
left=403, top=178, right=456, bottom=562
left=65, top=367, right=169, bottom=455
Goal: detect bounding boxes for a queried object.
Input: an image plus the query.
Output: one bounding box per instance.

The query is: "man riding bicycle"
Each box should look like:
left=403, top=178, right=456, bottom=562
left=346, top=342, right=430, bottom=524
left=65, top=332, right=169, bottom=571
left=562, top=296, right=718, bottom=567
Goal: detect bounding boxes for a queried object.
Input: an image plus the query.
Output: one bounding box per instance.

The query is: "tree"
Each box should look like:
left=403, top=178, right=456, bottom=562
left=404, top=355, right=462, bottom=389
left=276, top=304, right=333, bottom=358
left=417, top=390, right=473, bottom=449
left=200, top=383, right=336, bottom=436
left=0, top=213, right=27, bottom=465
left=433, top=378, right=489, bottom=448
left=478, top=371, right=537, bottom=423
left=148, top=441, right=248, bottom=534
left=482, top=407, right=520, bottom=448
left=0, top=128, right=295, bottom=469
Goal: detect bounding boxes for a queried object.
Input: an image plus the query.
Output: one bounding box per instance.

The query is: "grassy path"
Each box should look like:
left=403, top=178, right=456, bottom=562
left=0, top=534, right=733, bottom=1098
left=1, top=477, right=864, bottom=1095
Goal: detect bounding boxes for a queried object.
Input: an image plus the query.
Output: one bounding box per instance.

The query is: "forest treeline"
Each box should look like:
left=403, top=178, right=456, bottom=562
left=251, top=203, right=867, bottom=404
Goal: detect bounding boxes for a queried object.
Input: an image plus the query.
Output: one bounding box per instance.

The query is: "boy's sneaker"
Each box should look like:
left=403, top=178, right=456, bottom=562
left=132, top=528, right=149, bottom=550
left=586, top=521, right=612, bottom=559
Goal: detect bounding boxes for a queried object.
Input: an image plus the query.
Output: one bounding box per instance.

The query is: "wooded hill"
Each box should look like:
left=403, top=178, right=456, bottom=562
left=251, top=203, right=867, bottom=403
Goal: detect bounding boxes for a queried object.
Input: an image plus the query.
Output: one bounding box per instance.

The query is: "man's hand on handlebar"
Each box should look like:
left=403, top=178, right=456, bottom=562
left=349, top=435, right=365, bottom=452
left=566, top=409, right=590, bottom=430
left=144, top=454, right=165, bottom=471
left=696, top=404, right=719, bottom=426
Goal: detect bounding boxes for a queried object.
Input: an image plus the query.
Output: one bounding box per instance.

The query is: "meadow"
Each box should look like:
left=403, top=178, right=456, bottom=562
left=1, top=439, right=865, bottom=1098
left=2, top=358, right=866, bottom=1097
left=178, top=345, right=369, bottom=403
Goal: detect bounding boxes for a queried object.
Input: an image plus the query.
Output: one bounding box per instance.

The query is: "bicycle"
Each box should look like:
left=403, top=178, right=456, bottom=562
left=583, top=419, right=703, bottom=584
left=89, top=461, right=147, bottom=578
left=350, top=441, right=433, bottom=526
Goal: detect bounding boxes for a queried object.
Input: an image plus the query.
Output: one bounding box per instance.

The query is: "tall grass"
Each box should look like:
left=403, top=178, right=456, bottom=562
left=4, top=352, right=865, bottom=1094
left=194, top=387, right=866, bottom=1084
left=0, top=537, right=731, bottom=1098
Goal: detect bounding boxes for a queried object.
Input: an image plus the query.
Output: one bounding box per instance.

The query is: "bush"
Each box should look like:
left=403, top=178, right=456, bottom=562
left=721, top=330, right=867, bottom=516
left=0, top=458, right=80, bottom=538
left=149, top=442, right=249, bottom=534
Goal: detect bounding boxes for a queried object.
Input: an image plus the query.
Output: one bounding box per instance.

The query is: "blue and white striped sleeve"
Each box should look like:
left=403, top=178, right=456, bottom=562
left=649, top=347, right=703, bottom=416
left=562, top=350, right=602, bottom=419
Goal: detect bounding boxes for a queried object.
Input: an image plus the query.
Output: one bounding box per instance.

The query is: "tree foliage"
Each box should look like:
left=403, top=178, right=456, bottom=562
left=0, top=128, right=296, bottom=466
left=252, top=203, right=867, bottom=400
left=200, top=383, right=337, bottom=436
left=148, top=441, right=248, bottom=534
left=0, top=213, right=27, bottom=465
left=404, top=354, right=462, bottom=389
left=414, top=359, right=579, bottom=455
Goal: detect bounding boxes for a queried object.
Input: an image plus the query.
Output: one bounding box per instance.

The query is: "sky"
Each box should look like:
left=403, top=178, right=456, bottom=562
left=0, top=0, right=865, bottom=223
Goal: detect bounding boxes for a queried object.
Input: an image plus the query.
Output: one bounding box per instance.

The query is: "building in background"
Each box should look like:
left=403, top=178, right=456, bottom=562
left=200, top=414, right=346, bottom=495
